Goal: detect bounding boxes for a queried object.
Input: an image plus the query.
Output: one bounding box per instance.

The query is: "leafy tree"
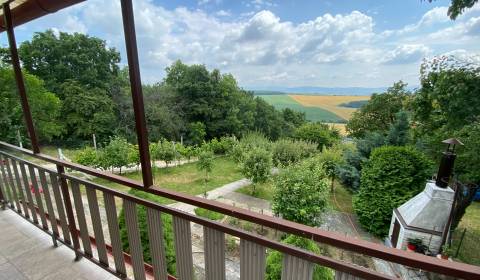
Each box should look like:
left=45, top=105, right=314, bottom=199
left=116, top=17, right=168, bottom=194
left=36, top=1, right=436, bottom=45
left=241, top=148, right=272, bottom=193
left=347, top=81, right=410, bottom=138
left=427, top=0, right=478, bottom=19
left=157, top=139, right=176, bottom=167
left=18, top=30, right=120, bottom=93
left=294, top=122, right=340, bottom=150
left=230, top=132, right=271, bottom=163
left=272, top=139, right=317, bottom=167
left=60, top=81, right=116, bottom=143
left=387, top=111, right=411, bottom=146
left=273, top=158, right=330, bottom=227
left=119, top=188, right=176, bottom=275
left=74, top=146, right=98, bottom=167
left=315, top=146, right=345, bottom=192
left=103, top=137, right=130, bottom=174
left=0, top=67, right=62, bottom=144
left=266, top=235, right=334, bottom=280
left=127, top=144, right=140, bottom=170
left=197, top=149, right=214, bottom=197
left=187, top=122, right=206, bottom=146
left=353, top=146, right=432, bottom=236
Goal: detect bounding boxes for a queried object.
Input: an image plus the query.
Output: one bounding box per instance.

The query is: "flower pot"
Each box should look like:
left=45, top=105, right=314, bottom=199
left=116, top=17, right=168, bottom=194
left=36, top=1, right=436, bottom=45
left=407, top=244, right=416, bottom=252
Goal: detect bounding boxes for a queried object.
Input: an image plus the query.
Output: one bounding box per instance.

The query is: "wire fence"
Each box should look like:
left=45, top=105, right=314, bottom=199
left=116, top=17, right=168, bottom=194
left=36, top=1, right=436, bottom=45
left=450, top=226, right=480, bottom=266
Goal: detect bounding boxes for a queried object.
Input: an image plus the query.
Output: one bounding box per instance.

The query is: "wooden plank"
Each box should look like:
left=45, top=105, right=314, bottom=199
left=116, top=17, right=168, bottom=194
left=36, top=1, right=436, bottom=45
left=104, top=192, right=127, bottom=275
left=0, top=154, right=13, bottom=207
left=5, top=157, right=21, bottom=212
left=124, top=199, right=146, bottom=280
left=49, top=172, right=71, bottom=244
left=86, top=187, right=109, bottom=265
left=39, top=170, right=59, bottom=237
left=204, top=226, right=225, bottom=280
left=335, top=271, right=364, bottom=280
left=71, top=181, right=92, bottom=256
left=28, top=165, right=48, bottom=229
left=240, top=239, right=266, bottom=280
left=18, top=162, right=37, bottom=223
left=281, top=254, right=314, bottom=280
left=173, top=216, right=194, bottom=280
left=146, top=207, right=168, bottom=280
left=10, top=158, right=29, bottom=217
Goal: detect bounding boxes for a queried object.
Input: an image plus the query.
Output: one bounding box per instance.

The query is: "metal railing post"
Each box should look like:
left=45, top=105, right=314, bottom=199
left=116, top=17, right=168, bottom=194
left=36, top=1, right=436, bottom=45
left=57, top=165, right=82, bottom=260
left=120, top=0, right=153, bottom=188
left=2, top=3, right=40, bottom=154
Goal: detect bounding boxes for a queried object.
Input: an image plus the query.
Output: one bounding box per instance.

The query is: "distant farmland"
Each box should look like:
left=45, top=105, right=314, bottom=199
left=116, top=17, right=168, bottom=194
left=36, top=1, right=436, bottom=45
left=259, top=95, right=345, bottom=123
left=258, top=94, right=370, bottom=133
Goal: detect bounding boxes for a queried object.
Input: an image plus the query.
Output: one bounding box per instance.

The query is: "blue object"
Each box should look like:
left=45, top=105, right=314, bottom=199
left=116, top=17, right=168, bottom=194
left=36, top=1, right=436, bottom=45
left=474, top=189, right=480, bottom=201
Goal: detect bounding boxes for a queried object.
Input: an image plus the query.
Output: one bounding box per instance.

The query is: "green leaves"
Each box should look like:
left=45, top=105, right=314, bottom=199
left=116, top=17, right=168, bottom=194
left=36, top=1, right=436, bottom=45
left=272, top=158, right=329, bottom=227
left=241, top=147, right=272, bottom=186
left=353, top=146, right=432, bottom=237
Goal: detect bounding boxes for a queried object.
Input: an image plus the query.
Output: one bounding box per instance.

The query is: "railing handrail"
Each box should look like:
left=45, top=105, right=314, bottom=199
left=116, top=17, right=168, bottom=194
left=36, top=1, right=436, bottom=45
left=1, top=141, right=480, bottom=279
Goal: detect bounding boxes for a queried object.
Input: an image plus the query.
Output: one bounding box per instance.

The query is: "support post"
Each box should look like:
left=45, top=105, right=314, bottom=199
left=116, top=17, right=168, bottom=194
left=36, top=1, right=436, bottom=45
left=57, top=165, right=82, bottom=261
left=3, top=3, right=40, bottom=154
left=120, top=0, right=153, bottom=188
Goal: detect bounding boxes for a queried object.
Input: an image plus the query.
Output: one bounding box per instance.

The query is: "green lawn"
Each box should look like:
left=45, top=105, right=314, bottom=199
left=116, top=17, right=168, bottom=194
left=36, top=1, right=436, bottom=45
left=236, top=181, right=275, bottom=201
left=329, top=182, right=354, bottom=214
left=258, top=95, right=344, bottom=123
left=451, top=202, right=480, bottom=266
left=91, top=156, right=243, bottom=204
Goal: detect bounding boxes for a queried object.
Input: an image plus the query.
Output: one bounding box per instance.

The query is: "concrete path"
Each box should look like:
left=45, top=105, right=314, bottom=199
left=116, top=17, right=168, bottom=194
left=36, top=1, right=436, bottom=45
left=0, top=209, right=117, bottom=280
left=167, top=178, right=251, bottom=213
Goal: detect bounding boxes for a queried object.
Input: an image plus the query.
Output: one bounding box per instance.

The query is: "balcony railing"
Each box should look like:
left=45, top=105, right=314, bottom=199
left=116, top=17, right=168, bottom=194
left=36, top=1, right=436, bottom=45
left=0, top=141, right=479, bottom=280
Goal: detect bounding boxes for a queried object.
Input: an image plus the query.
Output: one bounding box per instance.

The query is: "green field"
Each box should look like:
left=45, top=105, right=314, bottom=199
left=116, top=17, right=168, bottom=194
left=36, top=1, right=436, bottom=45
left=258, top=95, right=345, bottom=123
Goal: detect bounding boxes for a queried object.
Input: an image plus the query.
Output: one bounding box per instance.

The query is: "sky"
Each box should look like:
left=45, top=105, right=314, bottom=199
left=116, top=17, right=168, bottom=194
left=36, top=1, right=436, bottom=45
left=2, top=0, right=480, bottom=89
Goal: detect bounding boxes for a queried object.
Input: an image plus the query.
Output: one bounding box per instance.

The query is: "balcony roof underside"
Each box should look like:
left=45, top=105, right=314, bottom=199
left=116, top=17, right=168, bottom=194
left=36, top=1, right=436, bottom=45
left=0, top=0, right=84, bottom=32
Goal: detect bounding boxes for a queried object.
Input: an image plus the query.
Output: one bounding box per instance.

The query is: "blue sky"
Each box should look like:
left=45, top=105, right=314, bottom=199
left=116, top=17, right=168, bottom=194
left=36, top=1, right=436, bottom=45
left=2, top=0, right=480, bottom=88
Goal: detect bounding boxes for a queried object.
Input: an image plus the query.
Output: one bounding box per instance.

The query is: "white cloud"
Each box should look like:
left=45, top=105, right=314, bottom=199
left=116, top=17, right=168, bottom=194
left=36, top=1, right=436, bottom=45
left=383, top=44, right=430, bottom=64
left=7, top=1, right=480, bottom=88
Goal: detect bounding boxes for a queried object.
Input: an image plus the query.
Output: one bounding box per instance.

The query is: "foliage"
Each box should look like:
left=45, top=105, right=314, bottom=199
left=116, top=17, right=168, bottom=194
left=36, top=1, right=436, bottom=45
left=427, top=0, right=478, bottom=19
left=187, top=121, right=206, bottom=146
left=265, top=235, right=334, bottom=280
left=353, top=146, right=432, bottom=236
left=0, top=67, right=62, bottom=144
left=412, top=55, right=480, bottom=185
left=294, top=122, right=341, bottom=150
left=273, top=158, right=330, bottom=227
left=118, top=188, right=176, bottom=275
left=157, top=139, right=177, bottom=167
left=74, top=146, right=98, bottom=167
left=206, top=136, right=237, bottom=155
left=241, top=147, right=272, bottom=193
left=347, top=81, right=410, bottom=138
left=60, top=80, right=116, bottom=143
left=230, top=132, right=271, bottom=162
left=127, top=144, right=140, bottom=168
left=194, top=208, right=225, bottom=221
left=197, top=149, right=215, bottom=196
left=315, top=145, right=345, bottom=191
left=272, top=138, right=317, bottom=166
left=102, top=136, right=130, bottom=173
left=18, top=30, right=120, bottom=93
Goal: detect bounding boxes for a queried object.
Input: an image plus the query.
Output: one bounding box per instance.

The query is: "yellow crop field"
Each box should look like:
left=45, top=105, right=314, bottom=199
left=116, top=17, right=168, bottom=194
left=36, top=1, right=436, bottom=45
left=326, top=123, right=347, bottom=135
left=290, top=95, right=370, bottom=120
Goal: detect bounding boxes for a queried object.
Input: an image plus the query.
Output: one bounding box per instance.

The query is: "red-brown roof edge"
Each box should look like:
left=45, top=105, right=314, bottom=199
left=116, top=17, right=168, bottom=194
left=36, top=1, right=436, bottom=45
left=0, top=0, right=85, bottom=32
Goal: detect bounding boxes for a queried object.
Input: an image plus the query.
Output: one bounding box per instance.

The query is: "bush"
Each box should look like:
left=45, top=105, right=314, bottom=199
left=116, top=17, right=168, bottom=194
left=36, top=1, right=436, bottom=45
left=294, top=122, right=340, bottom=150
left=353, top=146, right=432, bottom=236
left=230, top=132, right=271, bottom=162
left=272, top=139, right=317, bottom=167
left=241, top=147, right=272, bottom=193
left=194, top=207, right=225, bottom=220
left=272, top=158, right=329, bottom=227
left=74, top=146, right=98, bottom=167
left=265, top=235, right=334, bottom=280
left=118, top=188, right=176, bottom=275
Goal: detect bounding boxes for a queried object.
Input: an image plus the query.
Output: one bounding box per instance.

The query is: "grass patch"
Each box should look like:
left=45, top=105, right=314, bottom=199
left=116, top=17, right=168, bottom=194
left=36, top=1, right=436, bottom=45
left=40, top=145, right=79, bottom=160
left=91, top=156, right=243, bottom=204
left=451, top=202, right=480, bottom=265
left=329, top=182, right=354, bottom=214
left=258, top=95, right=344, bottom=123
left=194, top=207, right=225, bottom=221
left=236, top=181, right=274, bottom=201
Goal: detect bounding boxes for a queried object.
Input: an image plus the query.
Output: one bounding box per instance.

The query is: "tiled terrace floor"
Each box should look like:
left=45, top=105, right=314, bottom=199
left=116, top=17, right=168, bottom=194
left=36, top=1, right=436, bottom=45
left=0, top=208, right=117, bottom=280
